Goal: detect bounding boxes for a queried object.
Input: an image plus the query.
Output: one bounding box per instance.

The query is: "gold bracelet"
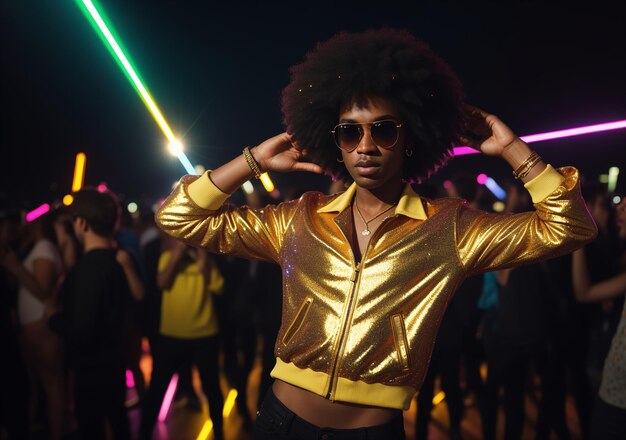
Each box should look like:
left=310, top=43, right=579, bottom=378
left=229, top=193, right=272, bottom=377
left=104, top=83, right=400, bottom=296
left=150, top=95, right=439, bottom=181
left=242, top=146, right=262, bottom=179
left=512, top=151, right=542, bottom=180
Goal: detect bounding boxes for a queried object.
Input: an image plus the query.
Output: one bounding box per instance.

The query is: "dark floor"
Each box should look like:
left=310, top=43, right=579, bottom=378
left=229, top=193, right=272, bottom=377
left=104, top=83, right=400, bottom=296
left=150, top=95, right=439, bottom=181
left=128, top=349, right=584, bottom=440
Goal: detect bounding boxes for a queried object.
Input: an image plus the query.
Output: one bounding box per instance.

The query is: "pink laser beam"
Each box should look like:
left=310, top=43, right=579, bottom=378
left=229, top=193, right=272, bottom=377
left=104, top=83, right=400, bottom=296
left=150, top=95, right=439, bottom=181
left=453, top=119, right=626, bottom=156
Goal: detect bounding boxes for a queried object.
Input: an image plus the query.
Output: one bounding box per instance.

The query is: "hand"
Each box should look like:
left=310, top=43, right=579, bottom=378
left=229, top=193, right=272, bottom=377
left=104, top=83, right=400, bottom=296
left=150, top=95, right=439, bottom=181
left=458, top=105, right=519, bottom=157
left=115, top=248, right=133, bottom=268
left=252, top=133, right=324, bottom=174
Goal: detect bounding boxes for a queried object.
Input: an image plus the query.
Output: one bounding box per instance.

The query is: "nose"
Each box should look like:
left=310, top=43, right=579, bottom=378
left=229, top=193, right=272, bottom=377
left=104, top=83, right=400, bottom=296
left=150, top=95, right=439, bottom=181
left=355, top=125, right=378, bottom=154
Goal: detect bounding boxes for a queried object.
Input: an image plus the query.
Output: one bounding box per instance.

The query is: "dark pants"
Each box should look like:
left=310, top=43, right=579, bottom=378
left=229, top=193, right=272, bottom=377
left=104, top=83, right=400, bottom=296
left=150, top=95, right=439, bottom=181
left=416, top=346, right=463, bottom=439
left=139, top=334, right=223, bottom=440
left=254, top=387, right=405, bottom=440
left=73, top=361, right=130, bottom=440
left=479, top=343, right=535, bottom=440
left=591, top=396, right=626, bottom=440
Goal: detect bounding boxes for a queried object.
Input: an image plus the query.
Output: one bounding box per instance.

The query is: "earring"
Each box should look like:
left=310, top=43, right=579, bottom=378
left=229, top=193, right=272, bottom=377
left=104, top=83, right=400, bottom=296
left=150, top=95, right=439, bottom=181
left=405, top=147, right=413, bottom=157
left=336, top=156, right=344, bottom=163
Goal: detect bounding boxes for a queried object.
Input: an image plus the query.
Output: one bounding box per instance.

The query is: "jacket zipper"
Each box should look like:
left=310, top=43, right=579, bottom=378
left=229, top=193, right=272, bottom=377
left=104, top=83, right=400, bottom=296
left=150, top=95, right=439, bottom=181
left=325, top=214, right=397, bottom=400
left=326, top=261, right=361, bottom=399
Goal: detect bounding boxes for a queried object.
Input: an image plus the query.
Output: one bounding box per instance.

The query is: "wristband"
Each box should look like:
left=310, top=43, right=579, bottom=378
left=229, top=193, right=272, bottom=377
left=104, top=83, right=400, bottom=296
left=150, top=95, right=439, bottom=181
left=242, top=146, right=262, bottom=179
left=512, top=151, right=542, bottom=180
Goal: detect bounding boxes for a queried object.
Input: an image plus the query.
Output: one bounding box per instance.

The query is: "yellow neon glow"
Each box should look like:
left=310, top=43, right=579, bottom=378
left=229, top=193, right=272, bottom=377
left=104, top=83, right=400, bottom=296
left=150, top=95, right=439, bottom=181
left=432, top=391, right=446, bottom=406
left=195, top=420, right=213, bottom=440
left=259, top=173, right=275, bottom=192
left=222, top=389, right=238, bottom=417
left=63, top=194, right=74, bottom=206
left=195, top=389, right=237, bottom=440
left=72, top=152, right=87, bottom=192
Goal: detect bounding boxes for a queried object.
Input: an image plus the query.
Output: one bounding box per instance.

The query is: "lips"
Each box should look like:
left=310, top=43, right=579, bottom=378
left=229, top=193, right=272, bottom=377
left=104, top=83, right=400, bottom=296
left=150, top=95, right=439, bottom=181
left=354, top=159, right=380, bottom=176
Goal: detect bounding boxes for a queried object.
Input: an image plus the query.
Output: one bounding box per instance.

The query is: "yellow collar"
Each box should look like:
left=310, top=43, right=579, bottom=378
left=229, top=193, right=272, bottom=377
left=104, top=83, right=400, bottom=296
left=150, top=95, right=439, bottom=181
left=317, top=182, right=427, bottom=220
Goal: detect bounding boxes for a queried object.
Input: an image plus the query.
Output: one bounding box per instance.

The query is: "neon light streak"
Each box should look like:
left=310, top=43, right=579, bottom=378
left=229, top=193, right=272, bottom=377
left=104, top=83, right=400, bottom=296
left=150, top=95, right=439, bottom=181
left=259, top=173, right=275, bottom=192
left=157, top=374, right=178, bottom=422
left=222, top=389, right=238, bottom=417
left=72, top=152, right=87, bottom=192
left=196, top=420, right=213, bottom=440
left=485, top=177, right=506, bottom=200
left=477, top=174, right=506, bottom=200
left=126, top=369, right=135, bottom=389
left=77, top=0, right=194, bottom=173
left=453, top=119, right=626, bottom=156
left=195, top=389, right=237, bottom=440
left=608, top=167, right=620, bottom=193
left=26, top=204, right=51, bottom=223
left=432, top=391, right=446, bottom=406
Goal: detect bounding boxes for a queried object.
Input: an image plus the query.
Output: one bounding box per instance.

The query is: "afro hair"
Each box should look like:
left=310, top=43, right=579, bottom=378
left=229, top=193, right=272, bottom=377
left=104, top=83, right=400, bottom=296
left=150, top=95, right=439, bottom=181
left=281, top=28, right=464, bottom=183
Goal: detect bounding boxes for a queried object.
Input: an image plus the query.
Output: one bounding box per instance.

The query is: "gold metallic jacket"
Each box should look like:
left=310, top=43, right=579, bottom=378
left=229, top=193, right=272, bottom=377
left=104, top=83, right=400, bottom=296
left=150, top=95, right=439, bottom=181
left=156, top=165, right=597, bottom=410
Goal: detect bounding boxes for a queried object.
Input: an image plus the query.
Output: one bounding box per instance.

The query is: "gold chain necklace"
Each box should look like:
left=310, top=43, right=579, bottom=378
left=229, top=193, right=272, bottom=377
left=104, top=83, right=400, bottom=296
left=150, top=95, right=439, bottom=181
left=354, top=199, right=396, bottom=236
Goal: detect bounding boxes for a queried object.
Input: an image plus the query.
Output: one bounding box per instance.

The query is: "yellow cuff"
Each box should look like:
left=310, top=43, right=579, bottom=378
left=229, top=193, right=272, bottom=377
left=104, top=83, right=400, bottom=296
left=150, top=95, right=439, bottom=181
left=186, top=171, right=230, bottom=210
left=524, top=164, right=565, bottom=204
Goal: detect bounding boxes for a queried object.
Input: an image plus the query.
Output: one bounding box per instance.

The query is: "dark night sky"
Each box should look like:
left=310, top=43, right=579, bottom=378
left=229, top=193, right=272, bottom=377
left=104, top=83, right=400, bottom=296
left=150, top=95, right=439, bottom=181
left=2, top=1, right=625, bottom=211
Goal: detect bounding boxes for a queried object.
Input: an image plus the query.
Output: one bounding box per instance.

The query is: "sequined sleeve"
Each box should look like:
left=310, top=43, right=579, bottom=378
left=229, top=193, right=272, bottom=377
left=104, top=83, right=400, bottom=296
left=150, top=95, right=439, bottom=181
left=155, top=173, right=299, bottom=263
left=455, top=166, right=597, bottom=276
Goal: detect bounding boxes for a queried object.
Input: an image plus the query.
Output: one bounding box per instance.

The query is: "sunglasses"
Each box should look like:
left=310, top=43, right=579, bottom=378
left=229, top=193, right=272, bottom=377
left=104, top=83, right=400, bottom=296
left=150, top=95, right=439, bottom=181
left=331, top=119, right=403, bottom=152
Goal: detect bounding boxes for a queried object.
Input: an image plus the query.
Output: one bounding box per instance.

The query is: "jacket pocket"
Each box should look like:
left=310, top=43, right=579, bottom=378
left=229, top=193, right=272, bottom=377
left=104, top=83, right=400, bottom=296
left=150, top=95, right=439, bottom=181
left=282, top=296, right=313, bottom=345
left=390, top=313, right=410, bottom=371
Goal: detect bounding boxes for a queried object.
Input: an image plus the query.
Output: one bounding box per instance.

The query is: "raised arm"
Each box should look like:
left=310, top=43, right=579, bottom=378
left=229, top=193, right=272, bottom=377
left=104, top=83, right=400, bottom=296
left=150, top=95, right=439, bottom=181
left=455, top=107, right=598, bottom=274
left=156, top=133, right=323, bottom=262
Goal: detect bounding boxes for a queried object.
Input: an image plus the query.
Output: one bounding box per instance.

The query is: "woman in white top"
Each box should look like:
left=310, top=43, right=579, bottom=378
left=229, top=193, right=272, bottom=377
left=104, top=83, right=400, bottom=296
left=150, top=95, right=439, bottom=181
left=1, top=212, right=69, bottom=439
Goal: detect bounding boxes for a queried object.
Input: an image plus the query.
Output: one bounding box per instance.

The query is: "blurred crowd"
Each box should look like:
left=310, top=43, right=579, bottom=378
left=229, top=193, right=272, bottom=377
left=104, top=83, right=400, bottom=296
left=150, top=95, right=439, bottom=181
left=0, top=172, right=624, bottom=440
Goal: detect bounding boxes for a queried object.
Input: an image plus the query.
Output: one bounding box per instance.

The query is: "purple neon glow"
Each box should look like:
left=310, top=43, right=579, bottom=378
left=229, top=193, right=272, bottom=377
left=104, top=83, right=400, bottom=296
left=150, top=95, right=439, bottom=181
left=476, top=174, right=488, bottom=185
left=453, top=119, right=626, bottom=156
left=158, top=374, right=178, bottom=422
left=97, top=183, right=108, bottom=193
left=26, top=204, right=51, bottom=223
left=126, top=369, right=135, bottom=389
left=443, top=180, right=452, bottom=190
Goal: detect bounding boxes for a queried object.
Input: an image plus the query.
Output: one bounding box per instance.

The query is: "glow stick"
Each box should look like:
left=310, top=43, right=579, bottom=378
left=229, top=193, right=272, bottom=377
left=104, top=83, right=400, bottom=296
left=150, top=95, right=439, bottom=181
left=608, top=167, right=619, bottom=193
left=453, top=119, right=626, bottom=156
left=196, top=420, right=213, bottom=440
left=222, top=389, right=238, bottom=417
left=242, top=181, right=254, bottom=194
left=259, top=173, right=275, bottom=192
left=195, top=389, right=237, bottom=440
left=432, top=391, right=445, bottom=406
left=77, top=0, right=194, bottom=174
left=157, top=373, right=178, bottom=422
left=477, top=174, right=506, bottom=200
left=126, top=369, right=135, bottom=389
left=72, top=152, right=87, bottom=192
left=26, top=204, right=51, bottom=223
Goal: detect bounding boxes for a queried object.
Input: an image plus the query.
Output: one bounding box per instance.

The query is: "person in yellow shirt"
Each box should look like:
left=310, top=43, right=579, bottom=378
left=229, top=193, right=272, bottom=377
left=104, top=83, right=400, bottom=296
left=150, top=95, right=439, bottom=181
left=139, top=235, right=224, bottom=440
